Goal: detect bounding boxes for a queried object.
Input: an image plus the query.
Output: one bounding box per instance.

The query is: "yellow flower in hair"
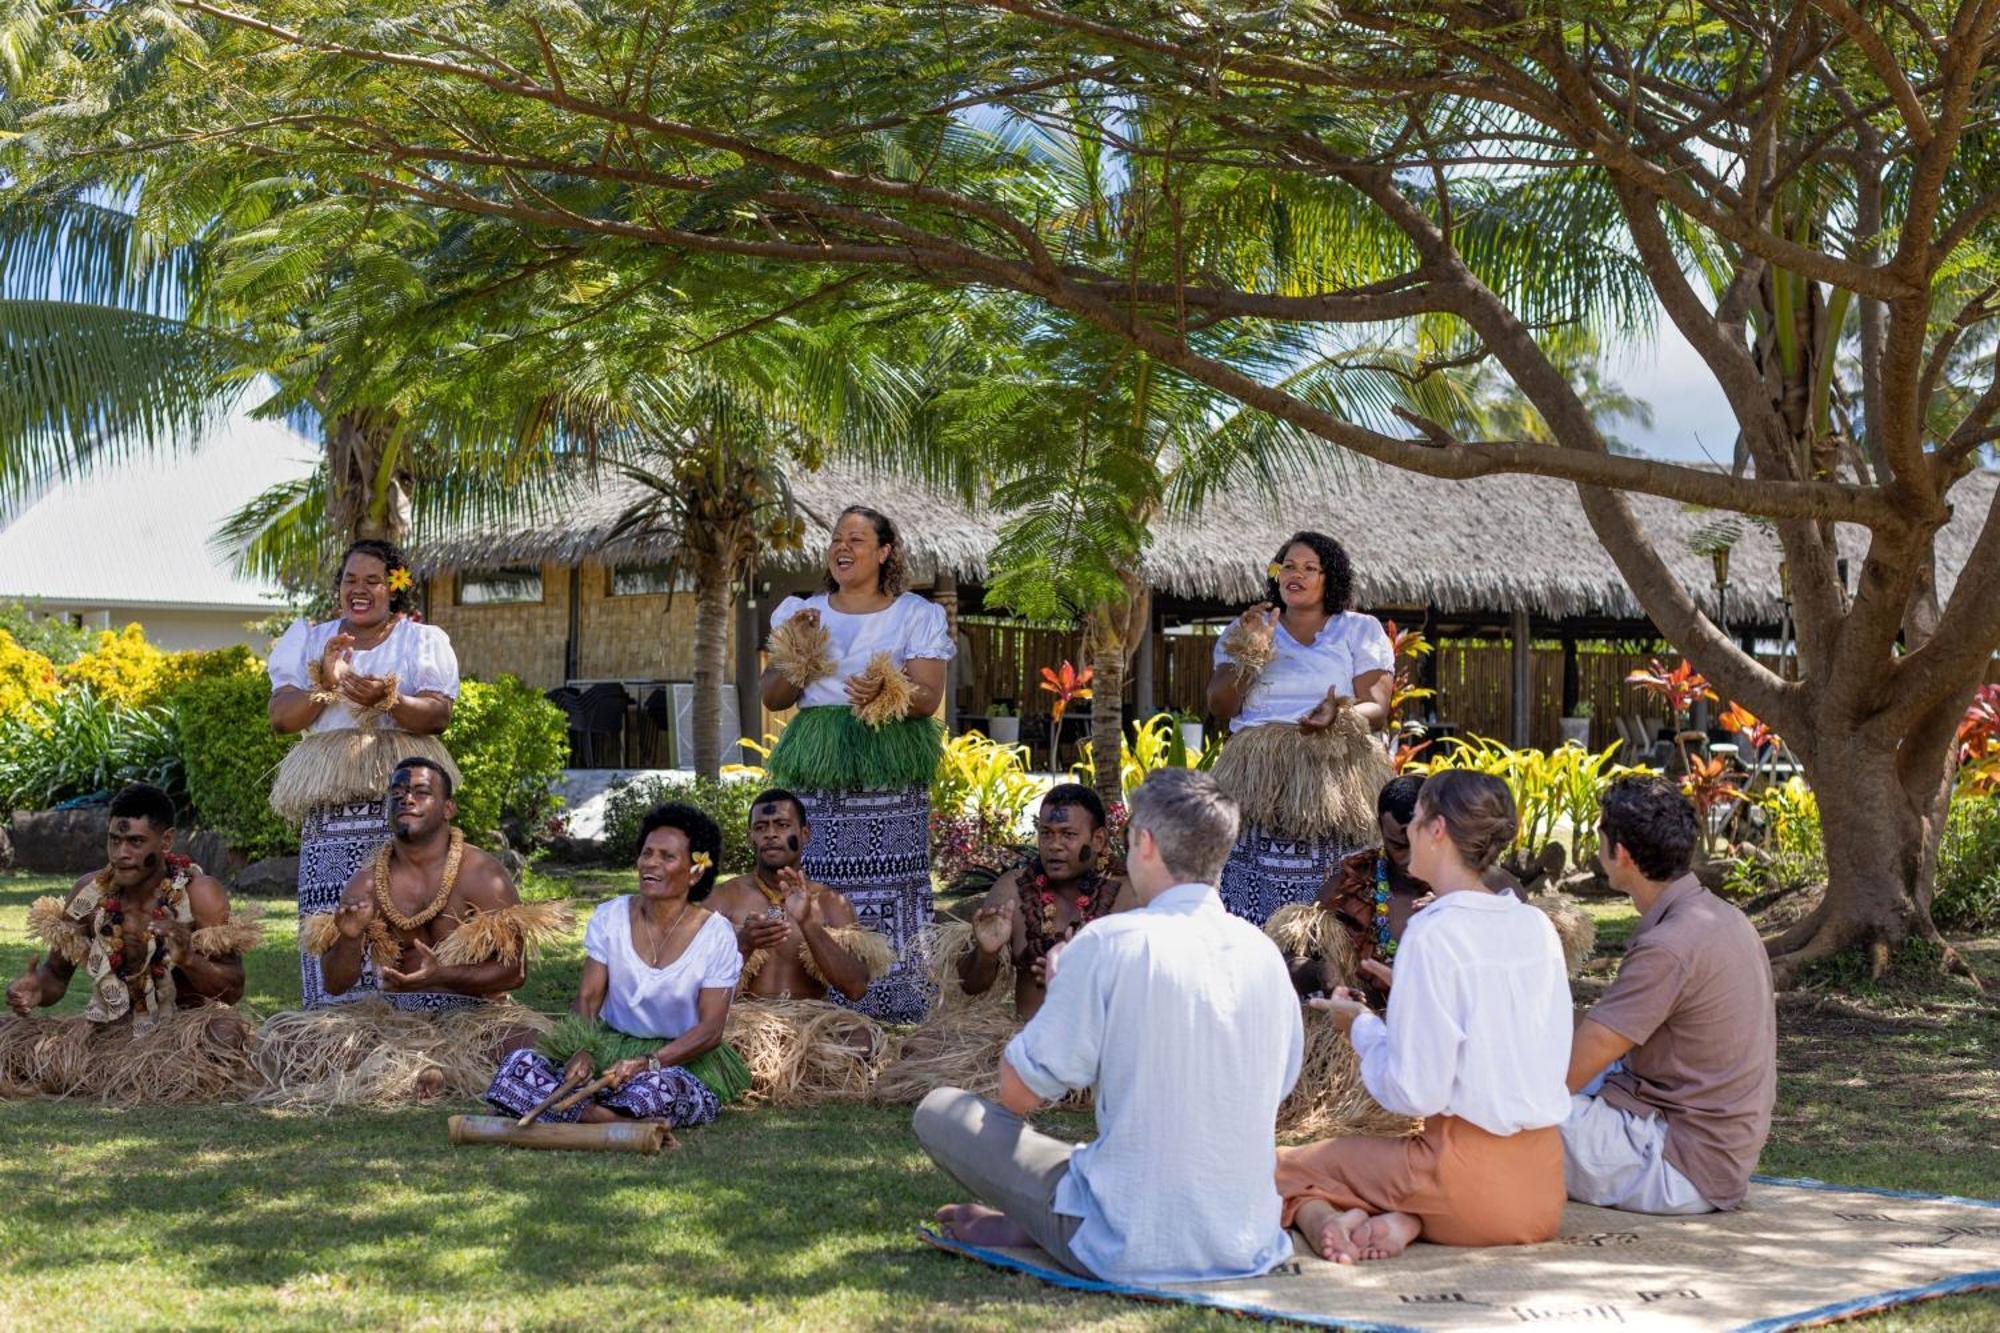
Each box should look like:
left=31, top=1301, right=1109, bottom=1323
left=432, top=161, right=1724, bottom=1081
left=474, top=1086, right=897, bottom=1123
left=387, top=568, right=415, bottom=593
left=690, top=851, right=713, bottom=874
left=1266, top=562, right=1283, bottom=580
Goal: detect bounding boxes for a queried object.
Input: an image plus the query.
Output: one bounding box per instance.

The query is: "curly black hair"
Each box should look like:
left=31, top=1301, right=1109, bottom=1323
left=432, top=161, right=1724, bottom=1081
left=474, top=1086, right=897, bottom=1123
left=822, top=505, right=909, bottom=597
left=338, top=538, right=416, bottom=615
left=108, top=783, right=177, bottom=832
left=1261, top=530, right=1354, bottom=614
left=1598, top=775, right=1699, bottom=882
left=1377, top=773, right=1425, bottom=824
left=636, top=801, right=725, bottom=900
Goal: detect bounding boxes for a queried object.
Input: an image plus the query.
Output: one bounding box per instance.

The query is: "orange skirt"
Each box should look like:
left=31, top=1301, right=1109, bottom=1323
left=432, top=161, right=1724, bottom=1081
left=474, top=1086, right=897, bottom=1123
left=1276, top=1113, right=1564, bottom=1247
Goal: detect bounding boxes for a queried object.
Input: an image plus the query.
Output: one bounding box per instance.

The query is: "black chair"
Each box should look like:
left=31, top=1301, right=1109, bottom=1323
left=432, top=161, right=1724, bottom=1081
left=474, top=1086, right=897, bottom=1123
left=545, top=687, right=584, bottom=766
left=641, top=688, right=672, bottom=768
left=577, top=682, right=630, bottom=769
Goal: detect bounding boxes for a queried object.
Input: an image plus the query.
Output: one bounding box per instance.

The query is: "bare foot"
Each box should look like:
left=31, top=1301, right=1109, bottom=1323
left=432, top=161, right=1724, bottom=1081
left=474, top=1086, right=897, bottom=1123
left=1293, top=1199, right=1365, bottom=1264
left=414, top=1067, right=446, bottom=1099
left=578, top=1103, right=620, bottom=1124
left=935, top=1203, right=1033, bottom=1247
left=1350, top=1211, right=1421, bottom=1261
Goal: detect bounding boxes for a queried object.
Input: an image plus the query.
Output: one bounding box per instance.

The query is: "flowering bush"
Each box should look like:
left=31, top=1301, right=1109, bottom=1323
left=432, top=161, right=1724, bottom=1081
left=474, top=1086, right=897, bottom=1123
left=61, top=624, right=171, bottom=707
left=0, top=631, right=59, bottom=722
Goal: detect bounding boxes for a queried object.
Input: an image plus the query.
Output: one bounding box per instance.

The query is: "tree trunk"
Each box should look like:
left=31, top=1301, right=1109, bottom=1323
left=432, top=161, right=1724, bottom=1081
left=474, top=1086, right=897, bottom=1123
left=326, top=410, right=410, bottom=546
left=689, top=558, right=733, bottom=780
left=1763, top=692, right=1975, bottom=989
left=1082, top=571, right=1152, bottom=811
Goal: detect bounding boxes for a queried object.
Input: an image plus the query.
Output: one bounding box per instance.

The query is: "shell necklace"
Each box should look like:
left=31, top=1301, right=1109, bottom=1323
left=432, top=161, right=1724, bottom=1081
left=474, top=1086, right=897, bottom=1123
left=373, top=828, right=465, bottom=933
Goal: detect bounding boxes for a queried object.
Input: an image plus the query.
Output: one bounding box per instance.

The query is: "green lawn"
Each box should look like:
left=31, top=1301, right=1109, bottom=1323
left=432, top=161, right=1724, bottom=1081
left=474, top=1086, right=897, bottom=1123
left=1, top=870, right=1995, bottom=1330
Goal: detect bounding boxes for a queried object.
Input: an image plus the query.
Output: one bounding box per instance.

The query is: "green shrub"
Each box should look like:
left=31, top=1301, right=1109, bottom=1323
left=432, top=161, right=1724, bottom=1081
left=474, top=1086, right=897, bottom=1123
left=1936, top=789, right=2000, bottom=932
left=601, top=773, right=759, bottom=871
left=444, top=675, right=568, bottom=846
left=0, top=601, right=93, bottom=664
left=0, top=687, right=182, bottom=812
left=170, top=673, right=297, bottom=860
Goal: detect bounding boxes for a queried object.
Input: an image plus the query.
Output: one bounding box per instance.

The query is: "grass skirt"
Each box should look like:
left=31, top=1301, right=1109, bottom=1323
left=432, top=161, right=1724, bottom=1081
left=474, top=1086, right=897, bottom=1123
left=0, top=1005, right=259, bottom=1104
left=268, top=728, right=461, bottom=824
left=792, top=783, right=938, bottom=1024
left=536, top=1014, right=750, bottom=1103
left=765, top=706, right=944, bottom=794
left=250, top=998, right=549, bottom=1110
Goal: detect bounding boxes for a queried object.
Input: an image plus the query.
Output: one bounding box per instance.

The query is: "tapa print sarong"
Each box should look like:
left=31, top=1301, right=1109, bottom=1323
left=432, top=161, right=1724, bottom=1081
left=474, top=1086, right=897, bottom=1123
left=296, top=799, right=476, bottom=1014
left=485, top=1049, right=721, bottom=1128
left=1218, top=823, right=1360, bottom=928
left=795, top=783, right=937, bottom=1025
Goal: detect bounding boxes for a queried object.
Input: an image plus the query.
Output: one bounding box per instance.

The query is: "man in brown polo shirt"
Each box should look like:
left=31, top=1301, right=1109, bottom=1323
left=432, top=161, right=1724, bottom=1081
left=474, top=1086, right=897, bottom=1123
left=1563, top=775, right=1777, bottom=1213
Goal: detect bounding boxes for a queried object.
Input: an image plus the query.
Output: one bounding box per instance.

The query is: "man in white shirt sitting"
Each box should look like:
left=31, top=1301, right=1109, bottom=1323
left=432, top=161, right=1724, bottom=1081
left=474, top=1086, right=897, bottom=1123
left=913, top=769, right=1305, bottom=1285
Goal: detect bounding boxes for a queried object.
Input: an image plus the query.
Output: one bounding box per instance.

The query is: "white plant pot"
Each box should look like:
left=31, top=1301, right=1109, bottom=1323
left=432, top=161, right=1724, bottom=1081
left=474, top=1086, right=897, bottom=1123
left=986, top=716, right=1020, bottom=744
left=1559, top=717, right=1592, bottom=748
left=1179, top=721, right=1205, bottom=754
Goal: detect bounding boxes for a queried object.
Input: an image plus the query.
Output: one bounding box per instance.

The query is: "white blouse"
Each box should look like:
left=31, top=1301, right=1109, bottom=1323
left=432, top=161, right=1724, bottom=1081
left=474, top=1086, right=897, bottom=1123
left=1349, top=890, right=1574, bottom=1136
left=1213, top=610, right=1393, bottom=732
left=266, top=617, right=461, bottom=734
left=585, top=899, right=742, bottom=1040
left=769, top=591, right=955, bottom=708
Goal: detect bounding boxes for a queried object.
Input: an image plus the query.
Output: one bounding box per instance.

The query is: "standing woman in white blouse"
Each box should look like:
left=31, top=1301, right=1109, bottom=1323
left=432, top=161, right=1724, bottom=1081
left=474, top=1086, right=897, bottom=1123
left=1205, top=531, right=1394, bottom=925
left=759, top=506, right=954, bottom=1023
left=267, top=540, right=462, bottom=1009
left=1276, top=772, right=1573, bottom=1262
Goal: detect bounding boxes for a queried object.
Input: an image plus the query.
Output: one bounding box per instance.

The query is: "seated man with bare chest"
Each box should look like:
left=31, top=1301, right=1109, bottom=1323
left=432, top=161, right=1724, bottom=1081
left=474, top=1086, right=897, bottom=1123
left=5, top=783, right=263, bottom=1101
left=957, top=784, right=1136, bottom=1021
left=708, top=789, right=891, bottom=1004
left=304, top=758, right=559, bottom=1014
left=275, top=758, right=566, bottom=1103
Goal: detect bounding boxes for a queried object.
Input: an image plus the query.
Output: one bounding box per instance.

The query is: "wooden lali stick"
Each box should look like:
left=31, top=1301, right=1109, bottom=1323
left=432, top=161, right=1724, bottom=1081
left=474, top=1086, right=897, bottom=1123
left=449, top=1115, right=669, bottom=1155
left=551, top=1070, right=618, bottom=1114
left=518, top=1068, right=587, bottom=1127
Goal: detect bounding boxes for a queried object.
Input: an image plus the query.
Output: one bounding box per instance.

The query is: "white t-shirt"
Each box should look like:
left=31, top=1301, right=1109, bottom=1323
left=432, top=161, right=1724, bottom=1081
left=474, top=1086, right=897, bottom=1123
left=584, top=898, right=742, bottom=1039
left=1212, top=610, right=1393, bottom=732
left=768, top=591, right=954, bottom=708
left=1349, top=890, right=1574, bottom=1136
left=1005, top=883, right=1303, bottom=1285
left=266, top=617, right=461, bottom=734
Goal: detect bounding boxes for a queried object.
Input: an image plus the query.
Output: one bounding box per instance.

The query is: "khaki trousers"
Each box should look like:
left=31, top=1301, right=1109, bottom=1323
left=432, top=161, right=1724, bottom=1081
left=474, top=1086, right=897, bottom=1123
left=913, top=1086, right=1092, bottom=1276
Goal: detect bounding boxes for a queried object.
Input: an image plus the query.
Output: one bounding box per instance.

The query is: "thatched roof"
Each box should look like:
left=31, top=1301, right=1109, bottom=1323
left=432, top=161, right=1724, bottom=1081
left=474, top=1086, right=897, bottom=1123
left=414, top=457, right=1997, bottom=626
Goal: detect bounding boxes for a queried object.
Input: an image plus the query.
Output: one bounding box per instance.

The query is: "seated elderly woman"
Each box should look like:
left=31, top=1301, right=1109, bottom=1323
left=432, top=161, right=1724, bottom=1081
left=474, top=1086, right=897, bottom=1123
left=484, top=802, right=750, bottom=1128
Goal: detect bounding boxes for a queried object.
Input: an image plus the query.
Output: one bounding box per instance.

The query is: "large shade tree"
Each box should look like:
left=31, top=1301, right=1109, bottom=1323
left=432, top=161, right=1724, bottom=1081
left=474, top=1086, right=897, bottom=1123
left=8, top=1, right=2000, bottom=981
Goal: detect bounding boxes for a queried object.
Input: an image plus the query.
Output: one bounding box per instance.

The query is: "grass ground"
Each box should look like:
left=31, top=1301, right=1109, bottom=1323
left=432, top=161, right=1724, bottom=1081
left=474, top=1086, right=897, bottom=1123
left=1, top=869, right=1995, bottom=1330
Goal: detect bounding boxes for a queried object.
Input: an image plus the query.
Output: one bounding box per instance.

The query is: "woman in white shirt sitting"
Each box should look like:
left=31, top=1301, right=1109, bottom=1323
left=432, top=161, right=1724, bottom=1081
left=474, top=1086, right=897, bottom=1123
left=486, top=803, right=750, bottom=1127
left=1275, top=771, right=1572, bottom=1262
left=1206, top=531, right=1394, bottom=924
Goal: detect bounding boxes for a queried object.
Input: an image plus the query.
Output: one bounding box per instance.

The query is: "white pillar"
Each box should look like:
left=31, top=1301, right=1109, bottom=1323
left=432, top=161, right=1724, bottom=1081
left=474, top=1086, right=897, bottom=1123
left=1510, top=606, right=1532, bottom=749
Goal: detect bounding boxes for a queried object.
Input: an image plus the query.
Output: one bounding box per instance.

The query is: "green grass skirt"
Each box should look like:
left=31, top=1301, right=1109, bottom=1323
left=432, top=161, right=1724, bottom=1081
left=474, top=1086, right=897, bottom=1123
left=537, top=1014, right=751, bottom=1104
left=766, top=706, right=944, bottom=793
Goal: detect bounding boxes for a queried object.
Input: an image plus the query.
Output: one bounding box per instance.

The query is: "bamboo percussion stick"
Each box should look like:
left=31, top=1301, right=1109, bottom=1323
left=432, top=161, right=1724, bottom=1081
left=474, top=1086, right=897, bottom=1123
left=449, top=1115, right=668, bottom=1155
left=518, top=1069, right=587, bottom=1127
left=551, top=1070, right=618, bottom=1113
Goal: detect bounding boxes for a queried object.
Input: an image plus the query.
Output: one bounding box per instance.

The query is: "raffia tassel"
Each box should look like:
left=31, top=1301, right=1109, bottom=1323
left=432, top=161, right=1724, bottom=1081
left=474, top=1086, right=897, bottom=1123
left=1209, top=715, right=1390, bottom=844
left=190, top=920, right=266, bottom=959
left=26, top=896, right=90, bottom=966
left=921, top=919, right=1014, bottom=1013
left=725, top=998, right=888, bottom=1107
left=298, top=913, right=341, bottom=957
left=825, top=925, right=896, bottom=982
left=1279, top=1004, right=1423, bottom=1140
left=850, top=652, right=917, bottom=728
left=1218, top=617, right=1277, bottom=686
left=1534, top=893, right=1597, bottom=976
left=768, top=613, right=837, bottom=689
left=367, top=920, right=404, bottom=968
left=434, top=900, right=573, bottom=968
left=1264, top=903, right=1362, bottom=991
left=738, top=948, right=773, bottom=988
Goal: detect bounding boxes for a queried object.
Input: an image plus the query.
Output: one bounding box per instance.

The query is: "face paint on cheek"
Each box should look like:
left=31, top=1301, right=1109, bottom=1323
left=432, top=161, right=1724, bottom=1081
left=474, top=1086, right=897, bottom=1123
left=1077, top=845, right=1094, bottom=863
left=143, top=853, right=160, bottom=873
left=786, top=834, right=800, bottom=852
